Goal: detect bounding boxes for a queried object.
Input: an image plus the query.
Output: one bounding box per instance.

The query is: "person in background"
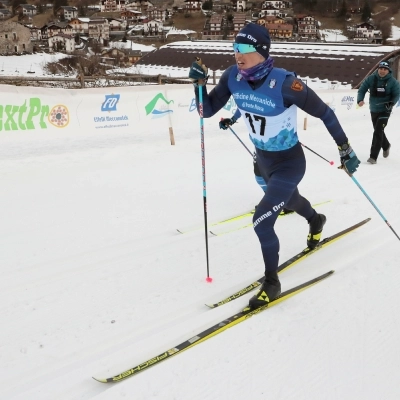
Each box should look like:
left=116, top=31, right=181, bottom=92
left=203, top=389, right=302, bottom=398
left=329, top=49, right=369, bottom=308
left=220, top=112, right=294, bottom=215
left=189, top=23, right=360, bottom=310
left=357, top=61, right=400, bottom=164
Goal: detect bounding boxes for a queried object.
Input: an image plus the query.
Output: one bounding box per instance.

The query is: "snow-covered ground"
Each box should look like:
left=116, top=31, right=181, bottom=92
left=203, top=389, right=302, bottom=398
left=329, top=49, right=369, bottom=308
left=1, top=80, right=400, bottom=400
left=319, top=28, right=348, bottom=42
left=0, top=52, right=67, bottom=76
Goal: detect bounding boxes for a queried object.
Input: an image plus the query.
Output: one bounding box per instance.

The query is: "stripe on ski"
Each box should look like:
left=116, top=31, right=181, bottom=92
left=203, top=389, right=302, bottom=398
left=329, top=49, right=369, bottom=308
left=206, top=218, right=370, bottom=308
left=93, top=270, right=334, bottom=384
left=176, top=209, right=254, bottom=234
left=177, top=200, right=331, bottom=235
left=209, top=200, right=331, bottom=236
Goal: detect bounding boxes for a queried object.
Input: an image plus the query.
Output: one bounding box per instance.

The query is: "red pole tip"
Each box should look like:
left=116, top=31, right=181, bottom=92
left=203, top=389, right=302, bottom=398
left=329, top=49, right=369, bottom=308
left=330, top=161, right=334, bottom=165
left=206, top=277, right=213, bottom=283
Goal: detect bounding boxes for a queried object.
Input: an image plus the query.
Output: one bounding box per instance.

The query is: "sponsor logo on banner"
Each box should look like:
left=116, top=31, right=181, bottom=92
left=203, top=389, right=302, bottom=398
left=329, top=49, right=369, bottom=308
left=341, top=95, right=354, bottom=110
left=145, top=93, right=173, bottom=118
left=49, top=105, right=69, bottom=127
left=93, top=94, right=128, bottom=127
left=0, top=97, right=70, bottom=131
left=101, top=94, right=120, bottom=111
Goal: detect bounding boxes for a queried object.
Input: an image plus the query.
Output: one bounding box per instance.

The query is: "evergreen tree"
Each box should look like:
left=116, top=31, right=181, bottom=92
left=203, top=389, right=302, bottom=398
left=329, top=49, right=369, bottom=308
left=337, top=0, right=348, bottom=17
left=202, top=1, right=213, bottom=11
left=361, top=0, right=372, bottom=22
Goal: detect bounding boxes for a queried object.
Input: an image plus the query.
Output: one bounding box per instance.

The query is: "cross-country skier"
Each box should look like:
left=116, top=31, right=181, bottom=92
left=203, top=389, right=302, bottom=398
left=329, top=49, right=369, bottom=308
left=189, top=23, right=360, bottom=310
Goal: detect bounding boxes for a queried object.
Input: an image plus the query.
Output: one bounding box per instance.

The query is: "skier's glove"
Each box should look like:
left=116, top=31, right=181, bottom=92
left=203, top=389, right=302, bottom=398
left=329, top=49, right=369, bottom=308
left=189, top=57, right=208, bottom=86
left=385, top=101, right=394, bottom=112
left=219, top=117, right=237, bottom=130
left=338, top=142, right=360, bottom=175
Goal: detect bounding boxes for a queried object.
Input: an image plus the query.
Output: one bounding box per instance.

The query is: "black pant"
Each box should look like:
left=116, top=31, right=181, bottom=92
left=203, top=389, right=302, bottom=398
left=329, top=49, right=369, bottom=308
left=370, top=111, right=391, bottom=160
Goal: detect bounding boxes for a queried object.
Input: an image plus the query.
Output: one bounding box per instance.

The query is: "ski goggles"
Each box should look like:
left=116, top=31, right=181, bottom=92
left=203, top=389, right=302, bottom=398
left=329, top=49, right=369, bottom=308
left=233, top=43, right=258, bottom=54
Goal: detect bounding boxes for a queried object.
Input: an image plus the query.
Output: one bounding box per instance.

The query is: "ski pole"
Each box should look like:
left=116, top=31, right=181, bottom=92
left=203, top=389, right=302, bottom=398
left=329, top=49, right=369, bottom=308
left=348, top=173, right=400, bottom=241
left=225, top=123, right=253, bottom=157
left=301, top=143, right=399, bottom=241
left=226, top=129, right=335, bottom=167
left=198, top=86, right=212, bottom=282
left=301, top=142, right=334, bottom=165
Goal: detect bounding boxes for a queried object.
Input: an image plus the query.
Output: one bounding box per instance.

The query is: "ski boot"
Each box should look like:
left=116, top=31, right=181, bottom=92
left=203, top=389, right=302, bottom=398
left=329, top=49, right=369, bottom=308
left=248, top=270, right=281, bottom=310
left=307, top=213, right=326, bottom=249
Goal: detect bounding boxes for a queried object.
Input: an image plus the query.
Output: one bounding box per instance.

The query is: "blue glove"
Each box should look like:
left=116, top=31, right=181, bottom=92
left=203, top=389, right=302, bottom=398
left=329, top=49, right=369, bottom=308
left=219, top=117, right=237, bottom=130
left=189, top=58, right=208, bottom=86
left=338, top=142, right=360, bottom=174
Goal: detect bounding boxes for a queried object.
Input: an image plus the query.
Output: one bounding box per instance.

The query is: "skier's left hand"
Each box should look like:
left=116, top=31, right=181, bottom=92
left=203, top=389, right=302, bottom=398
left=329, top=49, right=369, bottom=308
left=219, top=117, right=237, bottom=130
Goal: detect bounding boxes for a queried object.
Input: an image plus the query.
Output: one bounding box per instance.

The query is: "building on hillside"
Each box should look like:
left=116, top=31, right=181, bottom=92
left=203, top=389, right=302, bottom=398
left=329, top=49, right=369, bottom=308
left=0, top=9, right=12, bottom=20
left=29, top=25, right=42, bottom=40
left=120, top=9, right=142, bottom=23
left=88, top=18, right=110, bottom=43
left=100, top=0, right=126, bottom=12
left=232, top=13, right=246, bottom=34
left=236, top=0, right=247, bottom=12
left=107, top=17, right=127, bottom=31
left=47, top=22, right=73, bottom=38
left=0, top=0, right=11, bottom=7
left=213, top=0, right=233, bottom=11
left=0, top=20, right=32, bottom=53
left=127, top=0, right=153, bottom=12
left=184, top=0, right=202, bottom=12
left=101, top=47, right=144, bottom=66
left=101, top=47, right=127, bottom=65
left=260, top=15, right=286, bottom=24
left=48, top=33, right=75, bottom=53
left=258, top=20, right=293, bottom=39
left=55, top=6, right=79, bottom=21
left=143, top=19, right=162, bottom=35
left=68, top=18, right=90, bottom=36
left=147, top=7, right=166, bottom=21
left=262, top=1, right=291, bottom=8
left=261, top=6, right=291, bottom=18
left=14, top=4, right=37, bottom=17
left=295, top=14, right=317, bottom=38
left=202, top=14, right=223, bottom=39
left=354, top=22, right=381, bottom=43
left=125, top=48, right=144, bottom=64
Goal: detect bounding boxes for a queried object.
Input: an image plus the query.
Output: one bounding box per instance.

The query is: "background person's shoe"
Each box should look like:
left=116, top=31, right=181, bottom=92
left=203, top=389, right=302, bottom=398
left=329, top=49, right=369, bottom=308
left=367, top=158, right=377, bottom=164
left=383, top=145, right=391, bottom=158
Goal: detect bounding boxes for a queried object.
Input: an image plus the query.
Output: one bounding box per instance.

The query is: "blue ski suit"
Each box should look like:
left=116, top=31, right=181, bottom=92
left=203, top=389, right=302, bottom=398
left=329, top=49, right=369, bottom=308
left=194, top=65, right=349, bottom=273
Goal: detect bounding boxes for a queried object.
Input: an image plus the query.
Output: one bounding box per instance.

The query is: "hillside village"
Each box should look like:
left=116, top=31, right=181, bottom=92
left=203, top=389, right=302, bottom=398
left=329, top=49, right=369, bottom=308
left=0, top=0, right=391, bottom=72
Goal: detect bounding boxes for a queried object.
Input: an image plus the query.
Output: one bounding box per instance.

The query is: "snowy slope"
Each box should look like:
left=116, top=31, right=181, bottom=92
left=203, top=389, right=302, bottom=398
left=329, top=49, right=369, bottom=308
left=1, top=88, right=400, bottom=400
